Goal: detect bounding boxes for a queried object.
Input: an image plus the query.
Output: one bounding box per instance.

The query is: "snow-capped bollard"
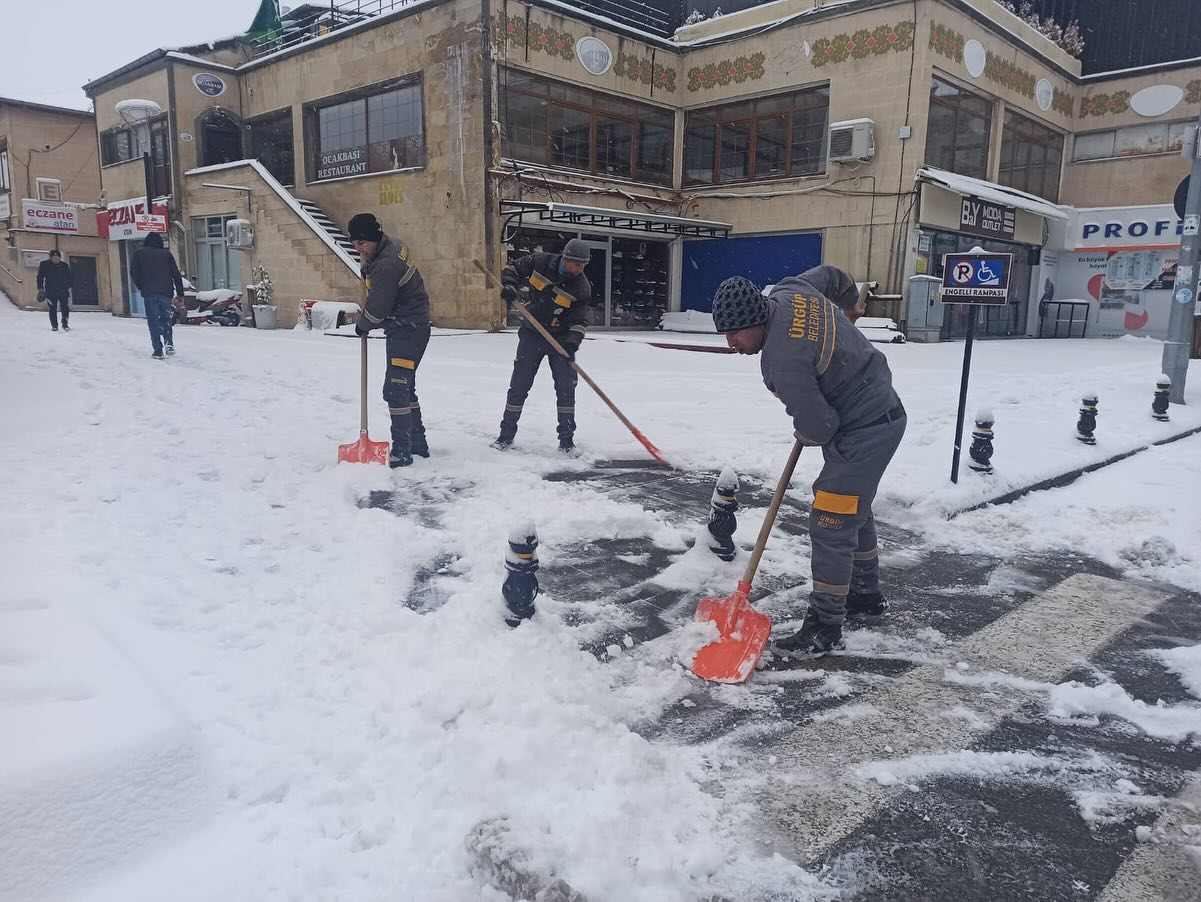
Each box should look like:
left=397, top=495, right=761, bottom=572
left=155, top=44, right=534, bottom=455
left=502, top=521, right=539, bottom=628
left=707, top=465, right=740, bottom=562
left=1152, top=375, right=1171, bottom=422
left=967, top=408, right=995, bottom=475
left=1076, top=394, right=1099, bottom=445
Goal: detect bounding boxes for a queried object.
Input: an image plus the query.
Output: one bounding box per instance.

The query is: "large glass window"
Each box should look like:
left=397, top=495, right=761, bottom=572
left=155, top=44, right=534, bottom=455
left=998, top=109, right=1064, bottom=201
left=925, top=76, right=992, bottom=180
left=1073, top=120, right=1190, bottom=162
left=683, top=87, right=829, bottom=185
left=191, top=214, right=243, bottom=291
left=100, top=115, right=170, bottom=169
left=306, top=77, right=424, bottom=182
left=248, top=109, right=295, bottom=186
left=499, top=68, right=674, bottom=186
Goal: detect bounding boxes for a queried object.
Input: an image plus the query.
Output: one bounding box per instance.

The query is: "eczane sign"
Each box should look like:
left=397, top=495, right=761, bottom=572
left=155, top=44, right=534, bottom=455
left=20, top=199, right=79, bottom=233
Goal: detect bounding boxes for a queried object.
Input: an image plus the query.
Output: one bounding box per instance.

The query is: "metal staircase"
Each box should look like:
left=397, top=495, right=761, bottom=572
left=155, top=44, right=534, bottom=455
left=294, top=199, right=359, bottom=265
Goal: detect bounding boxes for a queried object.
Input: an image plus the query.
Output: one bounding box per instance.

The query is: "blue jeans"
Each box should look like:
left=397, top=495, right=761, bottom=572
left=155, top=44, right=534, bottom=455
left=144, top=295, right=174, bottom=353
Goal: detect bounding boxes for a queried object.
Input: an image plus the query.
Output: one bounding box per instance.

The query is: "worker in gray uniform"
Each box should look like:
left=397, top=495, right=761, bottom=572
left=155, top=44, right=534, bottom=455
left=349, top=212, right=432, bottom=468
left=492, top=239, right=593, bottom=456
left=711, top=270, right=906, bottom=656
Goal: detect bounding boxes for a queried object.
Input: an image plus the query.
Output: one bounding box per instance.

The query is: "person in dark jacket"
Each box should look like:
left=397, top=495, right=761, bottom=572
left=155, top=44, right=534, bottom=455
left=711, top=270, right=906, bottom=657
left=130, top=232, right=184, bottom=359
left=349, top=212, right=432, bottom=469
left=37, top=250, right=73, bottom=332
left=492, top=239, right=593, bottom=456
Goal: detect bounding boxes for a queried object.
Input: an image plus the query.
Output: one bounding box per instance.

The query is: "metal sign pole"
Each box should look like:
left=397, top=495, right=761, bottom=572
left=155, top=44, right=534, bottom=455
left=1162, top=105, right=1201, bottom=402
left=951, top=305, right=977, bottom=484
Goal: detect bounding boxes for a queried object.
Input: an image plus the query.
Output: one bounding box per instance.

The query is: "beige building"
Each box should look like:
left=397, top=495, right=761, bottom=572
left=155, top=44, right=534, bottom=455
left=81, top=0, right=1199, bottom=338
left=0, top=98, right=110, bottom=312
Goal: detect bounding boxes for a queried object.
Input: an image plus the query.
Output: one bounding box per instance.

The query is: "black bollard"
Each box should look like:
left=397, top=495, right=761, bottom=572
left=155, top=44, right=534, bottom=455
left=1076, top=394, right=1099, bottom=445
left=502, top=521, right=539, bottom=628
left=707, top=466, right=740, bottom=561
left=1152, top=375, right=1171, bottom=422
left=968, top=408, right=995, bottom=474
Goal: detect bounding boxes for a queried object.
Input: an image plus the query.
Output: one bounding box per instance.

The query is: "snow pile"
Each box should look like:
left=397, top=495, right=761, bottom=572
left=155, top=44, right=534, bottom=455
left=1157, top=643, right=1201, bottom=698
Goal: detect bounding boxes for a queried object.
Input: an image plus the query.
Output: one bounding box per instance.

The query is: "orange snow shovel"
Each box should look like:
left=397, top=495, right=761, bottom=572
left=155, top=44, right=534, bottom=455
left=691, top=440, right=803, bottom=683
left=472, top=258, right=670, bottom=467
left=338, top=276, right=390, bottom=465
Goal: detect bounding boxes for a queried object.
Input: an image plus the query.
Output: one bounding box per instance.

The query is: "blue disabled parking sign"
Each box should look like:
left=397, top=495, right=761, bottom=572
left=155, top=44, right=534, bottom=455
left=940, top=252, right=1013, bottom=305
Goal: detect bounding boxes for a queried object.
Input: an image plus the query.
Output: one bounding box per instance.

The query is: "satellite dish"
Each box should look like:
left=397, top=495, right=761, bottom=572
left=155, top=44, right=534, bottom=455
left=115, top=99, right=163, bottom=123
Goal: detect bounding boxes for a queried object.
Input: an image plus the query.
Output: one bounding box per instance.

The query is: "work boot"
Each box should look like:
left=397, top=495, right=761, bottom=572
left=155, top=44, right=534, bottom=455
left=773, top=609, right=844, bottom=658
left=558, top=440, right=581, bottom=459
left=165, top=343, right=175, bottom=357
left=846, top=591, right=889, bottom=618
left=490, top=438, right=513, bottom=452
left=152, top=350, right=164, bottom=359
left=63, top=324, right=71, bottom=332
left=389, top=449, right=413, bottom=468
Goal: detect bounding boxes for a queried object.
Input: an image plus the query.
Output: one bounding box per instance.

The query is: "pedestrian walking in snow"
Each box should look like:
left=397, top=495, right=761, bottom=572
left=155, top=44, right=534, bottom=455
left=37, top=250, right=72, bottom=332
left=711, top=270, right=906, bottom=657
left=492, top=240, right=592, bottom=456
left=348, top=212, right=432, bottom=468
left=130, top=233, right=183, bottom=359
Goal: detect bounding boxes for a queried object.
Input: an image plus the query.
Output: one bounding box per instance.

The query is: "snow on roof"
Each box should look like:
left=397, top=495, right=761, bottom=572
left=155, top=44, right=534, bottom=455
left=917, top=167, right=1071, bottom=222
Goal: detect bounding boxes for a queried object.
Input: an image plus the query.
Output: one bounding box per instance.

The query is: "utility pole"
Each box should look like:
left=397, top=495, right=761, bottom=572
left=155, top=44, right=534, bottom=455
left=1162, top=105, right=1201, bottom=403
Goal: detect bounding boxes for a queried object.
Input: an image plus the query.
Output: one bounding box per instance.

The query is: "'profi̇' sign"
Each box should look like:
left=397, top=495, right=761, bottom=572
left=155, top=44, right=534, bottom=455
left=1080, top=218, right=1184, bottom=245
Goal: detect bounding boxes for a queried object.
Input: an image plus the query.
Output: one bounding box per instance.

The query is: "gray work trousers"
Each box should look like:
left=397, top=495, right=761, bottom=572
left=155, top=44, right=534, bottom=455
left=808, top=409, right=906, bottom=625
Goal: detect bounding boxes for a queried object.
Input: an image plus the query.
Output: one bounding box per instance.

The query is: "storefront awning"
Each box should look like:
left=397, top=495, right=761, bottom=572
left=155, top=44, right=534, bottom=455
left=501, top=200, right=732, bottom=239
left=916, top=167, right=1071, bottom=222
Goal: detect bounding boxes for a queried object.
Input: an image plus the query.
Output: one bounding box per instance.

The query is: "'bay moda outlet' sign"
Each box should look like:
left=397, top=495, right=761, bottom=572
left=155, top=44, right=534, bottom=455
left=317, top=147, right=367, bottom=180
left=959, top=197, right=1016, bottom=241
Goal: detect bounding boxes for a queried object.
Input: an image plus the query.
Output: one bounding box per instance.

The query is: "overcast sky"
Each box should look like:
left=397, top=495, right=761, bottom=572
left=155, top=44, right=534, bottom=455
left=1, top=0, right=262, bottom=110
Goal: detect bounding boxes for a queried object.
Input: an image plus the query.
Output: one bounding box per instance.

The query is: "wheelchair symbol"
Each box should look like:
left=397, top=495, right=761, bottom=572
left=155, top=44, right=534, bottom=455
left=977, top=261, right=998, bottom=283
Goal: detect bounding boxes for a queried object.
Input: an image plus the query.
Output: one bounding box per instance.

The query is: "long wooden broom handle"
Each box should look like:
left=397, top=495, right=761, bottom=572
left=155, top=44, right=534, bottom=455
left=358, top=274, right=369, bottom=433
left=472, top=259, right=641, bottom=434
left=742, top=440, right=803, bottom=585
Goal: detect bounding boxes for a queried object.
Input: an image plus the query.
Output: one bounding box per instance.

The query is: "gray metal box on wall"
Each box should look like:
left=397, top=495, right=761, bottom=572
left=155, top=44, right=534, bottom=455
left=907, top=274, right=944, bottom=341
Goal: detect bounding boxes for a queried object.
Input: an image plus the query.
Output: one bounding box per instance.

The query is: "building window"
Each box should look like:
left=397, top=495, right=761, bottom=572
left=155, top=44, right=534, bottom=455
left=925, top=76, right=992, bottom=180
left=100, top=115, right=170, bottom=168
left=305, top=77, right=424, bottom=182
left=191, top=214, right=243, bottom=291
left=0, top=139, right=10, bottom=194
left=248, top=109, right=295, bottom=186
left=998, top=109, right=1064, bottom=201
left=499, top=69, right=674, bottom=186
left=683, top=87, right=829, bottom=186
left=1073, top=120, right=1190, bottom=162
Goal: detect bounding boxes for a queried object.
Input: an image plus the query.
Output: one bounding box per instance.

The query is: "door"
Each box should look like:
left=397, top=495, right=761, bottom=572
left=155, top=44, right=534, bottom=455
left=68, top=255, right=99, bottom=306
left=581, top=237, right=609, bottom=327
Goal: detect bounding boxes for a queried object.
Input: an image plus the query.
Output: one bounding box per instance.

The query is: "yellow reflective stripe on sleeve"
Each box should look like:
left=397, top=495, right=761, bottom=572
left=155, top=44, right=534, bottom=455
left=817, top=299, right=836, bottom=375
left=553, top=289, right=575, bottom=307
left=528, top=271, right=550, bottom=291
left=853, top=548, right=879, bottom=561
left=390, top=358, right=416, bottom=369
left=363, top=309, right=385, bottom=323
left=569, top=324, right=587, bottom=334
left=813, top=490, right=859, bottom=515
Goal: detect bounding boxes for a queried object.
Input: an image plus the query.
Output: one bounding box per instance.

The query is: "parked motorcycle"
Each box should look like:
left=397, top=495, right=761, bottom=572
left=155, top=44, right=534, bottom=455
left=171, top=278, right=243, bottom=326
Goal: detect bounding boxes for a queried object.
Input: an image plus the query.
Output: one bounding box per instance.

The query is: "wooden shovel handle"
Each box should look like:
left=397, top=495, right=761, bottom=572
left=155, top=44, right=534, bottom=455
left=742, top=440, right=803, bottom=585
left=358, top=274, right=369, bottom=433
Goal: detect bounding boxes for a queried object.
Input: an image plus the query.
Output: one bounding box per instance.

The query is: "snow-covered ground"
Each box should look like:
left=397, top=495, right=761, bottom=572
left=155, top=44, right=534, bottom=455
left=2, top=301, right=1201, bottom=901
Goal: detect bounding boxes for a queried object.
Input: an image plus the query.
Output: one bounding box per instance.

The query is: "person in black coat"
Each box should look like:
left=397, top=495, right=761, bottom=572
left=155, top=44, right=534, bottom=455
left=37, top=250, right=72, bottom=331
left=130, top=232, right=184, bottom=359
left=492, top=239, right=593, bottom=456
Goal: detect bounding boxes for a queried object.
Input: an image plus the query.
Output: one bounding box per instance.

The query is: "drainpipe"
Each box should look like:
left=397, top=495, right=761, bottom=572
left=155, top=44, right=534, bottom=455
left=481, top=0, right=496, bottom=275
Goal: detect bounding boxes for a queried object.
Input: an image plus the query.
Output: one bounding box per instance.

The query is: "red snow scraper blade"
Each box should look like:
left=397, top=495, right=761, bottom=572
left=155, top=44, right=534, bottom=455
left=339, top=431, right=390, bottom=466
left=691, top=581, right=772, bottom=683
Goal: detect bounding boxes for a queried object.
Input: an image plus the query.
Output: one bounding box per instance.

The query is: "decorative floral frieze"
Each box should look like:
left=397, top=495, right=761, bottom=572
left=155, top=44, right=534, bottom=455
left=1079, top=91, right=1131, bottom=118
left=493, top=12, right=574, bottom=61
left=984, top=52, right=1036, bottom=99
left=929, top=22, right=965, bottom=62
left=686, top=52, right=766, bottom=92
left=1186, top=80, right=1201, bottom=105
left=811, top=21, right=916, bottom=67
left=1052, top=87, right=1074, bottom=118
left=614, top=52, right=677, bottom=93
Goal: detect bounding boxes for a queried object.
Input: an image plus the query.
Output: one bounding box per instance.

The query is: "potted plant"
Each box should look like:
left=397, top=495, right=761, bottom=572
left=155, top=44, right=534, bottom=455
left=250, top=263, right=277, bottom=329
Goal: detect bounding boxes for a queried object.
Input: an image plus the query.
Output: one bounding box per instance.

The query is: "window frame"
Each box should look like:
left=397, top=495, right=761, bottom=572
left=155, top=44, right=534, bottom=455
left=303, top=74, right=426, bottom=184
left=1072, top=120, right=1192, bottom=163
left=998, top=108, right=1064, bottom=202
left=924, top=75, right=993, bottom=180
left=682, top=85, right=830, bottom=186
left=247, top=106, right=296, bottom=187
left=499, top=67, right=676, bottom=187
left=99, top=115, right=170, bottom=169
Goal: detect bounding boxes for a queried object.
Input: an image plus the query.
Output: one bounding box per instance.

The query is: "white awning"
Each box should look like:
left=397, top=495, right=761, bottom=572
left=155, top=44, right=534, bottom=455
left=917, top=167, right=1071, bottom=222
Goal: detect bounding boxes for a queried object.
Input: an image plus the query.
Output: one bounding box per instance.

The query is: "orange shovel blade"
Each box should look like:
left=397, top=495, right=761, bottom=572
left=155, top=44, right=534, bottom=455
left=690, top=582, right=772, bottom=684
left=338, top=432, right=390, bottom=466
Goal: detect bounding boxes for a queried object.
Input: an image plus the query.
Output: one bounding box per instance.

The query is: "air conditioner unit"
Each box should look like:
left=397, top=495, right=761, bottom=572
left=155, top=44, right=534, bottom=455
left=225, top=218, right=255, bottom=250
left=829, top=118, right=876, bottom=163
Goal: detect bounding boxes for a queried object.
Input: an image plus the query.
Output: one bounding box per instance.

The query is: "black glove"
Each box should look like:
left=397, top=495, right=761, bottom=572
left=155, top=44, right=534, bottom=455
left=37, top=290, right=47, bottom=302
left=355, top=318, right=372, bottom=337
left=500, top=285, right=518, bottom=306
left=561, top=334, right=582, bottom=361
